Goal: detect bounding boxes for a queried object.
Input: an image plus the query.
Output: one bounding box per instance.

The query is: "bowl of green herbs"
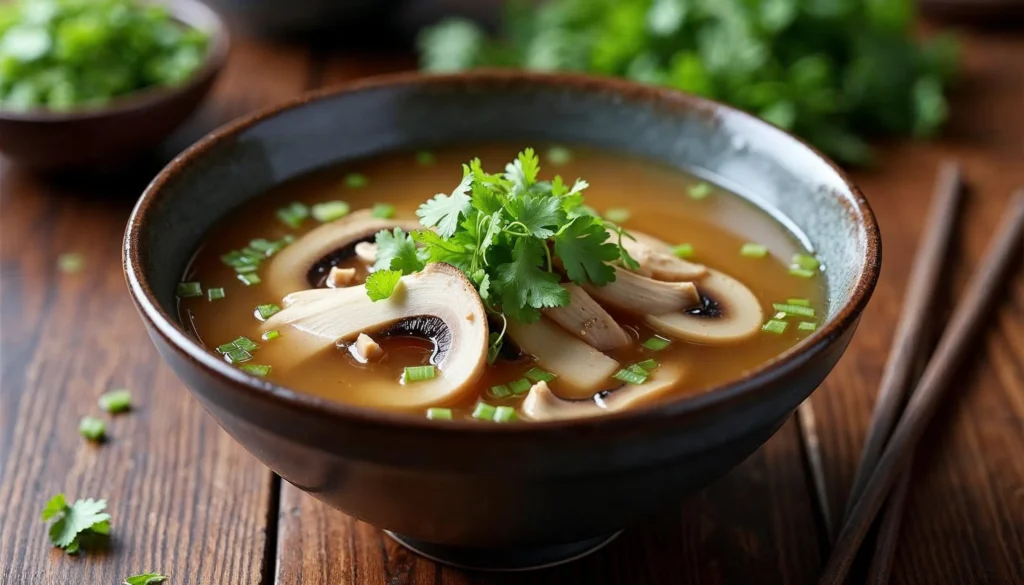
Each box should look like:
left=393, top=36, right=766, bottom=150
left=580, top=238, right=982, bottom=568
left=0, top=0, right=228, bottom=170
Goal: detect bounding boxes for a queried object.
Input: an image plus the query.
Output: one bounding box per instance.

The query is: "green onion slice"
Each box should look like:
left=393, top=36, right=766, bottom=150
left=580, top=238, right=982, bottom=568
left=642, top=335, right=671, bottom=351
left=634, top=359, right=659, bottom=372
left=240, top=364, right=271, bottom=377
left=671, top=243, right=695, bottom=259
left=238, top=273, right=262, bottom=286
left=787, top=298, right=812, bottom=307
left=224, top=348, right=253, bottom=364
left=371, top=203, right=396, bottom=219
left=79, top=416, right=105, bottom=441
left=688, top=182, right=711, bottom=200
left=762, top=320, right=788, bottom=334
left=740, top=243, right=768, bottom=258
left=58, top=253, right=84, bottom=273
left=404, top=365, right=437, bottom=383
left=426, top=407, right=452, bottom=420
left=613, top=368, right=647, bottom=385
left=232, top=336, right=259, bottom=351
left=262, top=330, right=280, bottom=341
left=255, top=304, right=282, bottom=320
left=345, top=173, right=368, bottom=188
left=493, top=406, right=517, bottom=423
left=604, top=208, right=631, bottom=223
left=312, top=201, right=351, bottom=223
left=176, top=282, right=202, bottom=298
left=276, top=202, right=309, bottom=229
left=472, top=402, right=496, bottom=421
left=490, top=384, right=511, bottom=398
left=207, top=287, right=225, bottom=301
left=547, top=146, right=572, bottom=166
left=772, top=303, right=815, bottom=318
left=524, top=367, right=556, bottom=382
left=508, top=378, right=532, bottom=395
left=791, top=253, right=820, bottom=271
left=788, top=267, right=816, bottom=279
left=798, top=321, right=818, bottom=332
left=98, top=389, right=131, bottom=413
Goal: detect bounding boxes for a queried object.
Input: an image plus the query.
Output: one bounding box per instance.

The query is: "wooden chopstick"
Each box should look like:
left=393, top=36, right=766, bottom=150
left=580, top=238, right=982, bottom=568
left=842, top=161, right=964, bottom=520
left=796, top=399, right=833, bottom=540
left=819, top=190, right=1024, bottom=585
left=866, top=472, right=912, bottom=585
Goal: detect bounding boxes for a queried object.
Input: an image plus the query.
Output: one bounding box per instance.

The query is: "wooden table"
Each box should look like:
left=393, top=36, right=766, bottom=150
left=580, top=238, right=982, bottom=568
left=1, top=25, right=1021, bottom=585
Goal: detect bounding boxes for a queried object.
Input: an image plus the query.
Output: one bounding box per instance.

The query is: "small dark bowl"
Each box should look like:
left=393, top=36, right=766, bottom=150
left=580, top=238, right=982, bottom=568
left=124, top=72, right=880, bottom=569
left=0, top=0, right=229, bottom=171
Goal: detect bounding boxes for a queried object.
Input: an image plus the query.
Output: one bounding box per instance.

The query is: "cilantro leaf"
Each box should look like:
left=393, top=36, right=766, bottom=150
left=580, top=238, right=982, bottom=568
left=495, top=239, right=570, bottom=322
left=373, top=228, right=425, bottom=274
left=553, top=217, right=620, bottom=285
left=413, top=229, right=477, bottom=272
left=506, top=193, right=563, bottom=239
left=504, top=147, right=541, bottom=194
left=417, top=172, right=473, bottom=237
left=42, top=494, right=111, bottom=553
left=365, top=270, right=403, bottom=302
left=125, top=574, right=169, bottom=585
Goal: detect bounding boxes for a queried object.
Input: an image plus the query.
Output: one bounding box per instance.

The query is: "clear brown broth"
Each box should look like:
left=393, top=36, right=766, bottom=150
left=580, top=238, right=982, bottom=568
left=179, top=145, right=825, bottom=420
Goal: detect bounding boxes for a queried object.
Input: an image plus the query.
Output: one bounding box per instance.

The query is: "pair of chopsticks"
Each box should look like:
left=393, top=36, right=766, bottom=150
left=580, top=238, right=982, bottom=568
left=817, top=164, right=1024, bottom=585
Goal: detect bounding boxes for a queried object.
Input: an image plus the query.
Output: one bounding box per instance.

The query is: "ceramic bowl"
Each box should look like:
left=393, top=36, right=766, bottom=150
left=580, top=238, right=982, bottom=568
left=124, top=71, right=880, bottom=570
left=0, top=0, right=229, bottom=171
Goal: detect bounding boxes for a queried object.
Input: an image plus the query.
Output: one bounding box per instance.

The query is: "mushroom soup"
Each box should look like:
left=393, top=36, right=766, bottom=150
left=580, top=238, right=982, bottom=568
left=178, top=145, right=825, bottom=422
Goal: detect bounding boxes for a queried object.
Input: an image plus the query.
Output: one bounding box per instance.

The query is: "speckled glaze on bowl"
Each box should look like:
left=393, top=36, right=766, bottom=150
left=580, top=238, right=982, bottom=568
left=0, top=0, right=229, bottom=171
left=124, top=72, right=880, bottom=568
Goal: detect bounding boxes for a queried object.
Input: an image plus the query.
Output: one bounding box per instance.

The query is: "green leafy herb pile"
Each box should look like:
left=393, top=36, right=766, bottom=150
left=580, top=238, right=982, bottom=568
left=366, top=148, right=636, bottom=322
left=418, top=0, right=958, bottom=164
left=0, top=0, right=209, bottom=111
left=41, top=493, right=111, bottom=554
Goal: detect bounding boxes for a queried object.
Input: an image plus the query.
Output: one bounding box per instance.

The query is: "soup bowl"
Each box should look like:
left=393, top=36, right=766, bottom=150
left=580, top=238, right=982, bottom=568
left=124, top=71, right=880, bottom=569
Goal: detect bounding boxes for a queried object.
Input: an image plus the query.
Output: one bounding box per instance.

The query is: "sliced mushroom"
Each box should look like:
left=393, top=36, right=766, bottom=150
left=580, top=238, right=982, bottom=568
left=583, top=267, right=701, bottom=316
left=521, top=364, right=685, bottom=421
left=261, top=263, right=488, bottom=409
left=326, top=267, right=357, bottom=288
left=354, top=242, right=378, bottom=264
left=543, top=284, right=632, bottom=351
left=646, top=269, right=763, bottom=345
left=505, top=317, right=620, bottom=398
left=618, top=230, right=707, bottom=281
left=264, top=209, right=420, bottom=298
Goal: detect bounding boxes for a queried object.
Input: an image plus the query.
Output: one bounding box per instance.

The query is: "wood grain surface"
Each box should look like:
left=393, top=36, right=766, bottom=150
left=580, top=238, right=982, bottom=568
left=1, top=23, right=1021, bottom=585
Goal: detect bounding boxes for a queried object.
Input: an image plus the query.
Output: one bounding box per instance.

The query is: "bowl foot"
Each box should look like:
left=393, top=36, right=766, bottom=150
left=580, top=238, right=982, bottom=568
left=384, top=530, right=622, bottom=571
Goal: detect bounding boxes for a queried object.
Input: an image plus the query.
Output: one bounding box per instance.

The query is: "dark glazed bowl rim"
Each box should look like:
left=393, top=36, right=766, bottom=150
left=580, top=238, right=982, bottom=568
left=0, top=0, right=229, bottom=123
left=124, top=71, right=881, bottom=436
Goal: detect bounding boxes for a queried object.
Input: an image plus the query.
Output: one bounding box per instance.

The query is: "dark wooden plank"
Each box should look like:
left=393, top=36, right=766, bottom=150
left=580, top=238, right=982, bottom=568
left=811, top=29, right=1024, bottom=584
left=0, top=35, right=311, bottom=585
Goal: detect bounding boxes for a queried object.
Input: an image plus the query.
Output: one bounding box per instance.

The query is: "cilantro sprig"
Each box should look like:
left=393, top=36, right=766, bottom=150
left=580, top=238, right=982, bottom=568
left=41, top=494, right=111, bottom=554
left=368, top=148, right=634, bottom=322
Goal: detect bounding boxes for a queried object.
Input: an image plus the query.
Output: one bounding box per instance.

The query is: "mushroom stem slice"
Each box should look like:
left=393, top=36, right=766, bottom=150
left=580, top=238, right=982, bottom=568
left=619, top=230, right=707, bottom=282
left=262, top=263, right=488, bottom=409
left=263, top=209, right=420, bottom=298
left=505, top=317, right=621, bottom=399
left=521, top=364, right=685, bottom=421
left=354, top=242, right=378, bottom=264
left=646, top=269, right=764, bottom=345
left=583, top=267, right=701, bottom=316
left=543, top=284, right=632, bottom=351
left=327, top=267, right=357, bottom=288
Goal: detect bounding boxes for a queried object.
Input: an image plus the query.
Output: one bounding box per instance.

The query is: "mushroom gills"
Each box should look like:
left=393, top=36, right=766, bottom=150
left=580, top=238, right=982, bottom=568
left=645, top=269, right=764, bottom=345
left=619, top=230, right=707, bottom=281
left=504, top=317, right=621, bottom=398
left=543, top=284, right=632, bottom=351
left=261, top=264, right=488, bottom=409
left=583, top=267, right=701, bottom=315
left=521, top=364, right=685, bottom=421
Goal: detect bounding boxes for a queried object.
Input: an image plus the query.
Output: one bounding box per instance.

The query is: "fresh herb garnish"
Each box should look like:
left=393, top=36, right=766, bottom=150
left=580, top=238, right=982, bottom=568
left=124, top=574, right=168, bottom=585
left=365, top=269, right=403, bottom=301
left=41, top=494, right=111, bottom=554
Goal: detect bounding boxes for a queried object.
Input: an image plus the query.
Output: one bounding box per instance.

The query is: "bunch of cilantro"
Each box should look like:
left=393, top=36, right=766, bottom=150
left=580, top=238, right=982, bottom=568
left=418, top=0, right=958, bottom=165
left=367, top=148, right=635, bottom=324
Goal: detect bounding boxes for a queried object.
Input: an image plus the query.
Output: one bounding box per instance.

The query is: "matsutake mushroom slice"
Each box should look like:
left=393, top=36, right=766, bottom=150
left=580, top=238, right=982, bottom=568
left=505, top=317, right=621, bottom=399
left=261, top=263, right=488, bottom=409
left=646, top=269, right=763, bottom=345
left=618, top=229, right=707, bottom=282
left=263, top=209, right=419, bottom=298
left=521, top=364, right=685, bottom=421
left=583, top=267, right=701, bottom=316
left=543, top=284, right=632, bottom=351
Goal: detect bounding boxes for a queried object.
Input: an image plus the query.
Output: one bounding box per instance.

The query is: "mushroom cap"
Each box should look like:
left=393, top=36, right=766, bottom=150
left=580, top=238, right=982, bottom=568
left=521, top=364, right=685, bottom=421
left=262, top=263, right=488, bottom=409
left=543, top=284, right=632, bottom=351
left=645, top=269, right=764, bottom=345
left=264, top=209, right=420, bottom=298
left=620, top=230, right=707, bottom=281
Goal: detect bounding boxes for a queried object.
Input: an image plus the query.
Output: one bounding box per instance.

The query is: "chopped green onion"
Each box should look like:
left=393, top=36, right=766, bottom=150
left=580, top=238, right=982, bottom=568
left=791, top=253, right=820, bottom=271
left=788, top=267, right=816, bottom=279
left=490, top=384, right=511, bottom=398
left=688, top=182, right=711, bottom=200
left=604, top=208, right=631, bottom=223
left=642, top=335, right=671, bottom=351
left=234, top=264, right=259, bottom=274
left=371, top=203, right=396, bottom=219
left=240, top=364, right=271, bottom=377
left=626, top=364, right=648, bottom=376
left=238, top=273, right=262, bottom=286
left=255, top=304, right=281, bottom=320
left=176, top=282, right=202, bottom=298
left=508, top=378, right=532, bottom=395
left=232, top=336, right=259, bottom=351
left=276, top=202, right=309, bottom=229
left=740, top=243, right=768, bottom=258
left=798, top=321, right=818, bottom=332
left=547, top=146, right=572, bottom=166
left=493, top=406, right=517, bottom=423
left=613, top=368, right=648, bottom=385
left=774, top=311, right=787, bottom=320
left=207, top=287, right=225, bottom=301
left=773, top=303, right=816, bottom=318
left=525, top=367, right=556, bottom=382
left=404, top=365, right=437, bottom=383
left=216, top=342, right=236, bottom=354
left=671, top=243, right=695, bottom=259
left=634, top=359, right=659, bottom=372
left=248, top=239, right=276, bottom=253
left=787, top=298, right=812, bottom=307
left=312, top=201, right=351, bottom=222
left=427, top=407, right=452, bottom=420
left=224, top=348, right=252, bottom=364
left=262, top=330, right=280, bottom=341
left=98, top=389, right=131, bottom=413
left=762, top=319, right=789, bottom=334
left=472, top=402, right=496, bottom=421
left=79, top=416, right=105, bottom=441
left=344, top=173, right=368, bottom=188
left=415, top=150, right=436, bottom=166
left=58, top=253, right=84, bottom=273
